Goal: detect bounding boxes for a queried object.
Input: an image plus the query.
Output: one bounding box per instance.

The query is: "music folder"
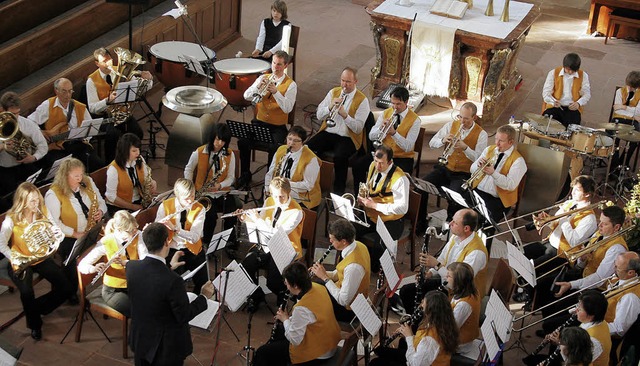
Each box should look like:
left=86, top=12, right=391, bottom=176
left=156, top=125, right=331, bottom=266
left=187, top=292, right=220, bottom=330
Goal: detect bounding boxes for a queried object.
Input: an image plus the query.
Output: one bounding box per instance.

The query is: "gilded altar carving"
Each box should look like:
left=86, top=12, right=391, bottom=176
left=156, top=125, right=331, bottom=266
left=370, top=21, right=384, bottom=83
left=465, top=56, right=482, bottom=97
left=483, top=48, right=511, bottom=99
left=383, top=37, right=401, bottom=76
left=448, top=41, right=462, bottom=98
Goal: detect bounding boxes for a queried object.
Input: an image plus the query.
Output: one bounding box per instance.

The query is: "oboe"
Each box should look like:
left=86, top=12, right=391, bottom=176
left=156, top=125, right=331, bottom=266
left=382, top=310, right=424, bottom=347
left=309, top=245, right=334, bottom=278
left=268, top=291, right=292, bottom=344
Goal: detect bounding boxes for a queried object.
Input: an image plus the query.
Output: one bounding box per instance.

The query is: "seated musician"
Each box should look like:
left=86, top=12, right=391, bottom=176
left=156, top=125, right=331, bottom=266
left=155, top=178, right=208, bottom=294
left=542, top=52, right=591, bottom=127
left=237, top=50, right=297, bottom=186
left=0, top=182, right=73, bottom=340
left=105, top=133, right=157, bottom=213
left=184, top=123, right=242, bottom=245
left=251, top=0, right=290, bottom=60
left=558, top=327, right=594, bottom=366
left=399, top=209, right=487, bottom=316
left=86, top=47, right=148, bottom=161
left=309, top=218, right=371, bottom=323
left=28, top=78, right=104, bottom=172
left=446, top=262, right=480, bottom=358
left=265, top=126, right=321, bottom=210
left=417, top=102, right=488, bottom=231
left=604, top=252, right=640, bottom=338
left=78, top=210, right=147, bottom=317
left=44, top=157, right=107, bottom=296
left=352, top=86, right=420, bottom=192
left=253, top=261, right=341, bottom=366
left=610, top=70, right=640, bottom=168
left=371, top=290, right=459, bottom=366
left=355, top=144, right=409, bottom=273
left=240, top=177, right=304, bottom=309
left=307, top=67, right=370, bottom=195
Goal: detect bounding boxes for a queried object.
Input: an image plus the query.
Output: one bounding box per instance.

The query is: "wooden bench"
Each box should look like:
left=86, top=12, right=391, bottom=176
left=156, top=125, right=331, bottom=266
left=606, top=9, right=640, bottom=44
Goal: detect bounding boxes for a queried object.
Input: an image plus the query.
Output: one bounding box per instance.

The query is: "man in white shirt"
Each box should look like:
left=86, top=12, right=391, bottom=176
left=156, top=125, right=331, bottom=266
left=541, top=52, right=591, bottom=127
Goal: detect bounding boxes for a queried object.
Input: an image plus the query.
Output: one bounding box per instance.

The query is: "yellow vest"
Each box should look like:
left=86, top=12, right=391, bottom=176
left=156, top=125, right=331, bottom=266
left=255, top=74, right=293, bottom=126
left=453, top=234, right=488, bottom=295
left=583, top=232, right=627, bottom=279
left=543, top=67, right=584, bottom=113
left=8, top=210, right=50, bottom=266
left=413, top=327, right=451, bottom=366
left=45, top=97, right=88, bottom=149
left=289, top=283, right=342, bottom=364
left=613, top=87, right=640, bottom=120
left=193, top=146, right=231, bottom=191
left=446, top=120, right=483, bottom=173
left=453, top=294, right=480, bottom=344
left=335, top=242, right=371, bottom=310
left=102, top=233, right=141, bottom=289
left=557, top=209, right=595, bottom=257
left=605, top=278, right=640, bottom=324
left=162, top=198, right=204, bottom=255
left=479, top=146, right=522, bottom=207
left=263, top=196, right=304, bottom=259
left=50, top=184, right=79, bottom=236
left=319, top=87, right=368, bottom=150
left=380, top=108, right=419, bottom=159
left=272, top=145, right=322, bottom=209
left=109, top=161, right=146, bottom=203
left=585, top=322, right=611, bottom=366
left=88, top=69, right=111, bottom=100
left=364, top=164, right=406, bottom=222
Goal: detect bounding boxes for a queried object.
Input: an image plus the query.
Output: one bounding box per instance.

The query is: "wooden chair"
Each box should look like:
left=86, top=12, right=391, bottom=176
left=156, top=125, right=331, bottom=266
left=233, top=149, right=240, bottom=184
left=322, top=330, right=359, bottom=366
left=286, top=25, right=300, bottom=81
left=480, top=258, right=514, bottom=325
left=301, top=208, right=317, bottom=267
left=89, top=166, right=108, bottom=198
left=413, top=127, right=426, bottom=177
left=135, top=205, right=159, bottom=229
left=605, top=9, right=640, bottom=44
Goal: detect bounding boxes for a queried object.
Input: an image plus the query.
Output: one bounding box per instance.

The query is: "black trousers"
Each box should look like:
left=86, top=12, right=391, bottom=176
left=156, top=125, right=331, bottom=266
left=242, top=250, right=287, bottom=300
left=542, top=107, right=581, bottom=128
left=306, top=132, right=356, bottom=195
left=608, top=118, right=639, bottom=168
left=202, top=195, right=242, bottom=245
left=355, top=218, right=404, bottom=273
left=351, top=154, right=414, bottom=193
left=103, top=116, right=144, bottom=163
left=58, top=237, right=79, bottom=295
left=50, top=140, right=105, bottom=173
left=0, top=161, right=47, bottom=212
left=238, top=120, right=288, bottom=176
left=10, top=258, right=73, bottom=331
left=167, top=248, right=208, bottom=294
left=418, top=164, right=471, bottom=224
left=398, top=277, right=442, bottom=316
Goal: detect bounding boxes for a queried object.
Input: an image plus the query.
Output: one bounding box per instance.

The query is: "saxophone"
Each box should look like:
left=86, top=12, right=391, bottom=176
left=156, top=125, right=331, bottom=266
left=80, top=181, right=101, bottom=230
left=195, top=151, right=228, bottom=212
left=137, top=157, right=154, bottom=208
left=10, top=209, right=64, bottom=278
left=273, top=147, right=291, bottom=179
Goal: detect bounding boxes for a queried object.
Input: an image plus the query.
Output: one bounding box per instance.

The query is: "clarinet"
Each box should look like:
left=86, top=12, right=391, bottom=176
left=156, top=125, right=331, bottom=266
left=542, top=347, right=562, bottom=366
left=268, top=291, right=292, bottom=344
left=382, top=309, right=424, bottom=347
left=309, top=245, right=334, bottom=278
left=377, top=267, right=385, bottom=290
left=415, top=227, right=437, bottom=310
left=529, top=314, right=578, bottom=356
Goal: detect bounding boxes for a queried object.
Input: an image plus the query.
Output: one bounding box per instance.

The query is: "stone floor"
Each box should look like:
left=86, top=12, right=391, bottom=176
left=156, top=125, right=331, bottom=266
left=2, top=0, right=640, bottom=364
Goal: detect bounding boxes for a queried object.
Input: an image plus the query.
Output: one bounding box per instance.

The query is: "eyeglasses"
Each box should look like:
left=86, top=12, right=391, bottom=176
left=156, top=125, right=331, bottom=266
left=456, top=115, right=472, bottom=121
left=57, top=89, right=74, bottom=95
left=287, top=137, right=303, bottom=143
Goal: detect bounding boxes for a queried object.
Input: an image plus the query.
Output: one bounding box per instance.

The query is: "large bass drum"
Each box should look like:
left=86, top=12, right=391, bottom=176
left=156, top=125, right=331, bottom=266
left=149, top=41, right=215, bottom=89
left=213, top=58, right=270, bottom=108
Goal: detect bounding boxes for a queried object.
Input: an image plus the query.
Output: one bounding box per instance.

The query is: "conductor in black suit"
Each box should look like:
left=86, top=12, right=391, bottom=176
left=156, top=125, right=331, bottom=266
left=126, top=222, right=215, bottom=366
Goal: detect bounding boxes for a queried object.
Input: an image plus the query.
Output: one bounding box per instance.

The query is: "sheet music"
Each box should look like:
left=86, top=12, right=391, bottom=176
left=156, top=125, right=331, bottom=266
left=484, top=290, right=512, bottom=342
left=187, top=292, right=220, bottom=330
left=409, top=175, right=440, bottom=196
left=0, top=346, right=17, bottom=366
left=182, top=260, right=207, bottom=281
left=376, top=217, right=397, bottom=260
left=45, top=154, right=72, bottom=181
left=350, top=294, right=382, bottom=336
left=507, top=241, right=536, bottom=287
left=489, top=238, right=507, bottom=259
left=442, top=187, right=469, bottom=208
left=380, top=250, right=400, bottom=291
left=330, top=193, right=355, bottom=222
left=480, top=319, right=500, bottom=362
left=26, top=169, right=41, bottom=184
left=113, top=80, right=139, bottom=103
left=472, top=191, right=494, bottom=225
left=397, top=274, right=417, bottom=290
left=63, top=239, right=81, bottom=266
left=267, top=227, right=297, bottom=274
left=212, top=260, right=259, bottom=312
left=206, top=227, right=234, bottom=255
left=179, top=54, right=206, bottom=76
left=163, top=7, right=182, bottom=19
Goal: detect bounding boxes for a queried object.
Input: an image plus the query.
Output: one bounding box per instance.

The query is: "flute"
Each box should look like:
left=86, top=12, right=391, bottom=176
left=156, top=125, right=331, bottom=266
left=220, top=205, right=279, bottom=219
left=90, top=232, right=140, bottom=286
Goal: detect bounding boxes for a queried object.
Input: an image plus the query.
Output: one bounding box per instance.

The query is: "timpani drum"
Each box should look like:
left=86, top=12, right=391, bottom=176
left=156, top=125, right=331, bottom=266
left=568, top=124, right=599, bottom=154
left=213, top=58, right=271, bottom=108
left=593, top=135, right=614, bottom=157
left=149, top=41, right=215, bottom=89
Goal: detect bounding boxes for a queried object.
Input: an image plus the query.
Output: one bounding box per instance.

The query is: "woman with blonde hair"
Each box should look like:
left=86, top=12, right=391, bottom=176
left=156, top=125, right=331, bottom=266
left=0, top=182, right=73, bottom=340
left=78, top=210, right=147, bottom=317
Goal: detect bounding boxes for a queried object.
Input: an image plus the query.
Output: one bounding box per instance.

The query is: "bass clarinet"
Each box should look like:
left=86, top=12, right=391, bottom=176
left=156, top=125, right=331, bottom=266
left=382, top=309, right=424, bottom=347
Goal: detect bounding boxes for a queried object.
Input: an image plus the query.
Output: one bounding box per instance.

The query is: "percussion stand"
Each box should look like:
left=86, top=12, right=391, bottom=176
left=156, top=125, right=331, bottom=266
left=136, top=93, right=169, bottom=159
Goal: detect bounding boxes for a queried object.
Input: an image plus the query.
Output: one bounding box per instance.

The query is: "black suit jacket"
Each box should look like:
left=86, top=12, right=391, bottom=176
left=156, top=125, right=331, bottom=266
left=126, top=256, right=208, bottom=365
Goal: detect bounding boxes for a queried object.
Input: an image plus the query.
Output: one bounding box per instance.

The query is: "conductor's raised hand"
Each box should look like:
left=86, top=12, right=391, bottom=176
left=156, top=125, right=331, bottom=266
left=200, top=281, right=215, bottom=299
left=170, top=250, right=186, bottom=270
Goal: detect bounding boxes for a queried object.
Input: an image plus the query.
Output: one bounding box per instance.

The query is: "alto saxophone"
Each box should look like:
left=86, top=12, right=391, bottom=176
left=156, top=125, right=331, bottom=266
left=137, top=157, right=154, bottom=208
left=273, top=147, right=291, bottom=179
left=80, top=181, right=101, bottom=230
left=195, top=152, right=228, bottom=211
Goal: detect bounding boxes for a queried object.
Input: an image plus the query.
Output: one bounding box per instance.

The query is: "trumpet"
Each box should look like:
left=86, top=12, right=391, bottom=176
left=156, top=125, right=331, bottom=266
left=326, top=89, right=347, bottom=128
left=372, top=114, right=400, bottom=149
left=220, top=204, right=280, bottom=219
left=461, top=153, right=498, bottom=190
left=251, top=73, right=276, bottom=105
left=438, top=128, right=462, bottom=166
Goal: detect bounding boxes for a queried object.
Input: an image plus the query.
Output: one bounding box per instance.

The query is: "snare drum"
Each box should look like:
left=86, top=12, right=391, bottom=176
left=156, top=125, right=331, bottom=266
left=568, top=124, right=599, bottom=153
left=149, top=41, right=215, bottom=89
left=213, top=58, right=271, bottom=108
left=593, top=135, right=614, bottom=157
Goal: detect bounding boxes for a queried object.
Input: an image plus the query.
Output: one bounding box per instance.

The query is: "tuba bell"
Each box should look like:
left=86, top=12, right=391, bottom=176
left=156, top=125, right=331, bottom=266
left=107, top=48, right=147, bottom=125
left=0, top=111, right=36, bottom=161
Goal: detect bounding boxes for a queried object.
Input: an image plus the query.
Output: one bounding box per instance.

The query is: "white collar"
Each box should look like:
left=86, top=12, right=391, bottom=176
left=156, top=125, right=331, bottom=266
left=341, top=241, right=357, bottom=258
left=146, top=253, right=166, bottom=263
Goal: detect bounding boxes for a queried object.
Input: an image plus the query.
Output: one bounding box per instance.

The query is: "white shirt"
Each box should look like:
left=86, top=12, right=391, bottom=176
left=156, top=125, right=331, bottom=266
left=580, top=321, right=604, bottom=362
left=369, top=108, right=421, bottom=153
left=86, top=69, right=154, bottom=115
left=607, top=277, right=640, bottom=337
left=78, top=231, right=148, bottom=274
left=105, top=159, right=148, bottom=204
left=184, top=147, right=236, bottom=190
left=405, top=333, right=440, bottom=366
left=252, top=197, right=303, bottom=239
left=28, top=97, right=92, bottom=128
left=243, top=73, right=297, bottom=115
left=0, top=115, right=48, bottom=167
left=283, top=304, right=337, bottom=359
left=255, top=19, right=285, bottom=54
left=542, top=68, right=591, bottom=107
left=44, top=178, right=108, bottom=236
left=470, top=145, right=527, bottom=199
left=451, top=297, right=474, bottom=354
left=430, top=120, right=488, bottom=163
left=316, top=88, right=370, bottom=140
left=325, top=241, right=366, bottom=307
left=570, top=235, right=626, bottom=290
left=431, top=233, right=487, bottom=282
left=0, top=211, right=57, bottom=259
left=613, top=86, right=638, bottom=120
left=264, top=147, right=320, bottom=203
left=548, top=200, right=597, bottom=250
left=367, top=163, right=410, bottom=217
left=155, top=200, right=205, bottom=249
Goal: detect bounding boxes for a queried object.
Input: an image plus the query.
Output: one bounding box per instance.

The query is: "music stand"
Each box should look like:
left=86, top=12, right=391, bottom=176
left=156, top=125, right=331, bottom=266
left=328, top=193, right=370, bottom=227
left=206, top=227, right=234, bottom=275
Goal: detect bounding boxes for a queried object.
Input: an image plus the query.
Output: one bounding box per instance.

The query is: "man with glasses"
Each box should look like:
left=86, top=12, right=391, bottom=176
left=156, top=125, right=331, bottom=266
left=417, top=102, right=487, bottom=232
left=264, top=126, right=321, bottom=209
left=29, top=78, right=104, bottom=172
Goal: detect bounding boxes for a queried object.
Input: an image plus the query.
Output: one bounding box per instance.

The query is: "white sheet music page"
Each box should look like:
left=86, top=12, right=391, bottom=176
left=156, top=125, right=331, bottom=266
left=267, top=227, right=297, bottom=274
left=376, top=217, right=397, bottom=260
left=485, top=290, right=512, bottom=342
left=212, top=260, right=259, bottom=312
left=397, top=274, right=417, bottom=290
left=480, top=319, right=500, bottom=362
left=0, top=344, right=17, bottom=366
left=489, top=238, right=508, bottom=259
left=187, top=292, right=220, bottom=330
left=26, top=169, right=42, bottom=184
left=330, top=193, right=355, bottom=222
left=506, top=241, right=536, bottom=287
left=380, top=250, right=400, bottom=291
left=442, top=186, right=469, bottom=208
left=206, top=227, right=234, bottom=255
left=350, top=293, right=382, bottom=336
left=245, top=221, right=274, bottom=252
left=45, top=154, right=72, bottom=181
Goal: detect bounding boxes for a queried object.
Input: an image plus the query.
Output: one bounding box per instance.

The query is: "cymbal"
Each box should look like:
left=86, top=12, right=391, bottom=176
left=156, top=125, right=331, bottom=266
left=599, top=122, right=635, bottom=132
left=523, top=112, right=564, bottom=131
left=617, top=130, right=640, bottom=143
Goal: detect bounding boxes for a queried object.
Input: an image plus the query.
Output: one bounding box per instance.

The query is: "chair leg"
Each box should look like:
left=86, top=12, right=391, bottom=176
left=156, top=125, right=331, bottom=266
left=122, top=318, right=129, bottom=358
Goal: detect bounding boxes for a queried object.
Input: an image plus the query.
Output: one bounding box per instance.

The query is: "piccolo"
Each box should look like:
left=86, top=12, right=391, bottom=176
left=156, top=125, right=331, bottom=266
left=220, top=205, right=280, bottom=219
left=90, top=232, right=140, bottom=286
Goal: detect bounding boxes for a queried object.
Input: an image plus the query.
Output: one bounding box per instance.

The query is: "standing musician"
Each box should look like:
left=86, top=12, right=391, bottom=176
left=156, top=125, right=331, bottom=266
left=264, top=126, right=321, bottom=210
left=307, top=67, right=370, bottom=195
left=309, top=218, right=371, bottom=323
left=78, top=210, right=148, bottom=317
left=399, top=209, right=487, bottom=316
left=155, top=178, right=207, bottom=294
left=542, top=52, right=591, bottom=127
left=417, top=102, right=487, bottom=230
left=446, top=262, right=480, bottom=358
left=28, top=78, right=104, bottom=172
left=239, top=177, right=304, bottom=309
left=105, top=133, right=157, bottom=213
left=45, top=157, right=107, bottom=296
left=184, top=123, right=241, bottom=244
left=238, top=50, right=297, bottom=186
left=0, top=182, right=73, bottom=341
left=253, top=262, right=341, bottom=366
left=352, top=86, right=420, bottom=191
left=355, top=144, right=409, bottom=273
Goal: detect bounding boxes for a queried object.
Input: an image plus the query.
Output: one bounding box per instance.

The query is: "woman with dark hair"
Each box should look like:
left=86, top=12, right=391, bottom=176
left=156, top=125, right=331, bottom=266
left=105, top=133, right=157, bottom=213
left=184, top=122, right=242, bottom=245
left=446, top=262, right=480, bottom=356
left=559, top=326, right=593, bottom=366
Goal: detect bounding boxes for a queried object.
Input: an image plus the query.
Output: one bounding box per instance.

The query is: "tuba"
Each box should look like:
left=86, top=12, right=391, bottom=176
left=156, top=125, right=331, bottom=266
left=0, top=112, right=36, bottom=161
left=107, top=48, right=147, bottom=125
left=11, top=212, right=64, bottom=277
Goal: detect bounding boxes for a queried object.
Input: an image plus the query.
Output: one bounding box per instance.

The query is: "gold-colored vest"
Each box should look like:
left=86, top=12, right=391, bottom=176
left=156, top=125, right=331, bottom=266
left=364, top=164, right=406, bottom=222
left=583, top=232, right=627, bottom=279
left=446, top=120, right=483, bottom=173
left=335, top=242, right=371, bottom=310
left=557, top=209, right=595, bottom=257
left=319, top=87, right=367, bottom=150
left=45, top=97, right=88, bottom=149
left=585, top=322, right=611, bottom=366
left=8, top=214, right=48, bottom=263
left=263, top=196, right=304, bottom=259
left=413, top=327, right=451, bottom=366
left=88, top=69, right=111, bottom=100
left=453, top=294, right=480, bottom=344
left=50, top=184, right=79, bottom=236
left=380, top=108, right=419, bottom=159
left=272, top=145, right=322, bottom=209
left=255, top=74, right=293, bottom=126
left=162, top=198, right=204, bottom=255
left=454, top=234, right=488, bottom=295
left=194, top=146, right=231, bottom=191
left=605, top=279, right=640, bottom=324
left=102, top=234, right=140, bottom=288
left=542, top=67, right=584, bottom=113
left=109, top=161, right=146, bottom=203
left=289, top=283, right=342, bottom=364
left=480, top=146, right=522, bottom=207
left=613, top=87, right=640, bottom=120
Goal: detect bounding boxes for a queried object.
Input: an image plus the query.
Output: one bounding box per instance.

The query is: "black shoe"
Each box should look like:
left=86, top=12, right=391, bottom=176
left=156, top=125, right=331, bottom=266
left=31, top=329, right=42, bottom=341
left=512, top=290, right=530, bottom=303
left=247, top=288, right=265, bottom=314
left=67, top=293, right=79, bottom=306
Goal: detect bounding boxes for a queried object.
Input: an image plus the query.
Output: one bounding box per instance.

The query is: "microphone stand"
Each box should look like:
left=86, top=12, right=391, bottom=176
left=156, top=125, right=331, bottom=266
left=210, top=268, right=240, bottom=365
